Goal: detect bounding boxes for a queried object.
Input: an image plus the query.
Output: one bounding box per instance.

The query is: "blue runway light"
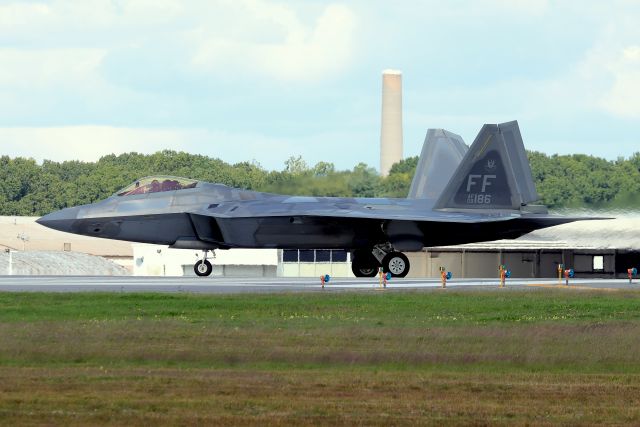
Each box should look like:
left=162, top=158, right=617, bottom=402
left=446, top=272, right=452, bottom=280
left=506, top=270, right=511, bottom=278
left=324, top=274, right=330, bottom=283
left=386, top=272, right=391, bottom=281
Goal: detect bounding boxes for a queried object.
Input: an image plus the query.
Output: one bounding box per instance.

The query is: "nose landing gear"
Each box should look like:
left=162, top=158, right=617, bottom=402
left=194, top=250, right=214, bottom=277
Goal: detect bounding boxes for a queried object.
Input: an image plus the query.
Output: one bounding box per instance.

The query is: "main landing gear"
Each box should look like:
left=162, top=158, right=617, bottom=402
left=351, top=243, right=410, bottom=278
left=194, top=250, right=214, bottom=277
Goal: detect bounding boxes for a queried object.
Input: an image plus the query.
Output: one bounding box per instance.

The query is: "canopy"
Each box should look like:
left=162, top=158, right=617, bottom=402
left=116, top=176, right=198, bottom=196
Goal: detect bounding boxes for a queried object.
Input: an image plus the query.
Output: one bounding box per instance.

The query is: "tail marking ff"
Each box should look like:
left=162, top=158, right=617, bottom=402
left=434, top=121, right=538, bottom=211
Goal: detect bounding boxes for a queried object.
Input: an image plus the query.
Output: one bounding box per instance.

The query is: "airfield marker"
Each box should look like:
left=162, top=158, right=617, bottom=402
left=320, top=274, right=330, bottom=288
left=439, top=267, right=451, bottom=288
left=5, top=249, right=11, bottom=276
left=557, top=264, right=564, bottom=285
left=498, top=265, right=510, bottom=288
left=564, top=269, right=574, bottom=286
left=377, top=268, right=388, bottom=288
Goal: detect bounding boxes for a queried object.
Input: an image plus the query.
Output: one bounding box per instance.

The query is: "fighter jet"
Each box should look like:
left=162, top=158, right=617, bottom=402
left=37, top=121, right=587, bottom=278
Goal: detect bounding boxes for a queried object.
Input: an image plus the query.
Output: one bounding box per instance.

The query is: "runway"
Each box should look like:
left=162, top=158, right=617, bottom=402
left=0, top=275, right=637, bottom=293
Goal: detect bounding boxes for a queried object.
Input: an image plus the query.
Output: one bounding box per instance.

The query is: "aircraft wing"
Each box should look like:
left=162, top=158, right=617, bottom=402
left=188, top=201, right=521, bottom=223
left=184, top=201, right=598, bottom=252
left=190, top=200, right=602, bottom=227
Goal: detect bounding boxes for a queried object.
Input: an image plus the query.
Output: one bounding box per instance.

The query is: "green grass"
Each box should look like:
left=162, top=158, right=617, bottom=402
left=2, top=289, right=640, bottom=425
left=2, top=289, right=640, bottom=325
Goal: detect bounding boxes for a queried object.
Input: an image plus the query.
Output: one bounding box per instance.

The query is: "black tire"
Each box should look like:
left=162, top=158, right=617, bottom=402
left=351, top=250, right=379, bottom=278
left=194, top=259, right=213, bottom=277
left=382, top=252, right=410, bottom=278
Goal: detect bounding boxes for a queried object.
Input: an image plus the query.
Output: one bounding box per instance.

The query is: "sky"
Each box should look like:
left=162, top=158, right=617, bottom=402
left=1, top=0, right=640, bottom=171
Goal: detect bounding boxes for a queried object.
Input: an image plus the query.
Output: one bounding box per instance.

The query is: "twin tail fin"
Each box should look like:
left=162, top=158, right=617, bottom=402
left=434, top=120, right=539, bottom=211
left=408, top=129, right=468, bottom=199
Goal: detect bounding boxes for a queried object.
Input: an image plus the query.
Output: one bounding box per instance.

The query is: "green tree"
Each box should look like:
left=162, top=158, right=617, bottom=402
left=2, top=148, right=640, bottom=216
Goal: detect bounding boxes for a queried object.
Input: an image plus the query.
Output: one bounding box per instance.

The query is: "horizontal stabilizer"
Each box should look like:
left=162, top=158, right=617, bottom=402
left=408, top=129, right=468, bottom=199
left=435, top=121, right=539, bottom=210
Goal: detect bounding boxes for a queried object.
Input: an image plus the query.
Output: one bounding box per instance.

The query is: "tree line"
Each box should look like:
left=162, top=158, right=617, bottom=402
left=1, top=150, right=639, bottom=216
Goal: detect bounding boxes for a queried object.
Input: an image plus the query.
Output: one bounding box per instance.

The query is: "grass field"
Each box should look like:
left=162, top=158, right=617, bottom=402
left=2, top=289, right=640, bottom=425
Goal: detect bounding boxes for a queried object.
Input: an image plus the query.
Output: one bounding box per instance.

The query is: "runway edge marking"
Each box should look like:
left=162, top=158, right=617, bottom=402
left=526, top=283, right=621, bottom=292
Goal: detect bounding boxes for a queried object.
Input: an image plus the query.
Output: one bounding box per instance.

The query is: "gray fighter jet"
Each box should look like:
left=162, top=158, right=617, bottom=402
left=37, top=121, right=587, bottom=278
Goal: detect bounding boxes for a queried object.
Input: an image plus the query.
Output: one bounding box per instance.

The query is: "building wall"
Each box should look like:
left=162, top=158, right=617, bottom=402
left=406, top=252, right=428, bottom=277
left=280, top=263, right=352, bottom=278
left=466, top=252, right=502, bottom=278
left=1, top=216, right=133, bottom=272
left=539, top=251, right=564, bottom=277
left=502, top=252, right=536, bottom=278
left=279, top=249, right=352, bottom=277
left=131, top=246, right=633, bottom=279
left=413, top=248, right=624, bottom=279
left=182, top=264, right=277, bottom=277
left=424, top=251, right=461, bottom=278
left=133, top=245, right=278, bottom=277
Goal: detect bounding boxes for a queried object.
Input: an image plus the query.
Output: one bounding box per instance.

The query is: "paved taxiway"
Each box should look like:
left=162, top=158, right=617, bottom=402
left=0, top=276, right=637, bottom=293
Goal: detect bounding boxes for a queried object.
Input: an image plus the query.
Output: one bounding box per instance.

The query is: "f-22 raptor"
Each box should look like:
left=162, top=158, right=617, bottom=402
left=38, top=121, right=587, bottom=278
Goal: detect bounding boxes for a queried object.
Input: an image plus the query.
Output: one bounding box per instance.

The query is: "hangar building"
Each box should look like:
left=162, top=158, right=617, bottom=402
left=0, top=216, right=132, bottom=272
left=408, top=217, right=640, bottom=279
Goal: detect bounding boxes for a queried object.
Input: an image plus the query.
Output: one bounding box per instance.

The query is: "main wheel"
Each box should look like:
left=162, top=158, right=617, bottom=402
left=194, top=259, right=213, bottom=277
left=382, top=252, right=410, bottom=278
left=351, top=250, right=379, bottom=278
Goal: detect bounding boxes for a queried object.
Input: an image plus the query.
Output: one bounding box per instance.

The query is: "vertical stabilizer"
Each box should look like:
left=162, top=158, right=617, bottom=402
left=434, top=121, right=539, bottom=210
left=408, top=129, right=468, bottom=199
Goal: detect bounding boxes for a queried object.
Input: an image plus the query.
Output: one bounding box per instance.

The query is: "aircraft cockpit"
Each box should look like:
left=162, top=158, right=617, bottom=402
left=116, top=176, right=198, bottom=196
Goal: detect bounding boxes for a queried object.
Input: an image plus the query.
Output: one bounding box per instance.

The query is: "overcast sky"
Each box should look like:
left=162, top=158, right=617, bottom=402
left=1, top=0, right=639, bottom=170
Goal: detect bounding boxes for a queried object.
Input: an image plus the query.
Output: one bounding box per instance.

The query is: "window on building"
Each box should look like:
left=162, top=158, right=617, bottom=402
left=283, top=249, right=298, bottom=263
left=315, top=250, right=331, bottom=262
left=331, top=250, right=348, bottom=262
left=299, top=250, right=315, bottom=262
left=593, top=255, right=604, bottom=271
left=282, top=249, right=350, bottom=263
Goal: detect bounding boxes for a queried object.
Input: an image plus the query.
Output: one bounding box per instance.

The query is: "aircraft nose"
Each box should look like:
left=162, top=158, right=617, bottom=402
left=36, top=206, right=80, bottom=233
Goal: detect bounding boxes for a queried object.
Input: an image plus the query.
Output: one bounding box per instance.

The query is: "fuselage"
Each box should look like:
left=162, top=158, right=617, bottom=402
left=36, top=178, right=572, bottom=252
left=38, top=182, right=410, bottom=249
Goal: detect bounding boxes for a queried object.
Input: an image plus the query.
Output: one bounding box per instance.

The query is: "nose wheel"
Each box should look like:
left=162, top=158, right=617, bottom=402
left=194, top=250, right=214, bottom=277
left=194, top=259, right=212, bottom=276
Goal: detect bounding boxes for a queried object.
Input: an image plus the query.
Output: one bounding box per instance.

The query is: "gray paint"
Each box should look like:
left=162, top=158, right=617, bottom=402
left=435, top=121, right=539, bottom=210
left=408, top=129, right=468, bottom=199
left=37, top=121, right=594, bottom=253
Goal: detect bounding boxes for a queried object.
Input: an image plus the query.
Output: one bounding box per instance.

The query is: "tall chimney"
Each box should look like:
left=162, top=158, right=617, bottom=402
left=380, top=69, right=403, bottom=177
